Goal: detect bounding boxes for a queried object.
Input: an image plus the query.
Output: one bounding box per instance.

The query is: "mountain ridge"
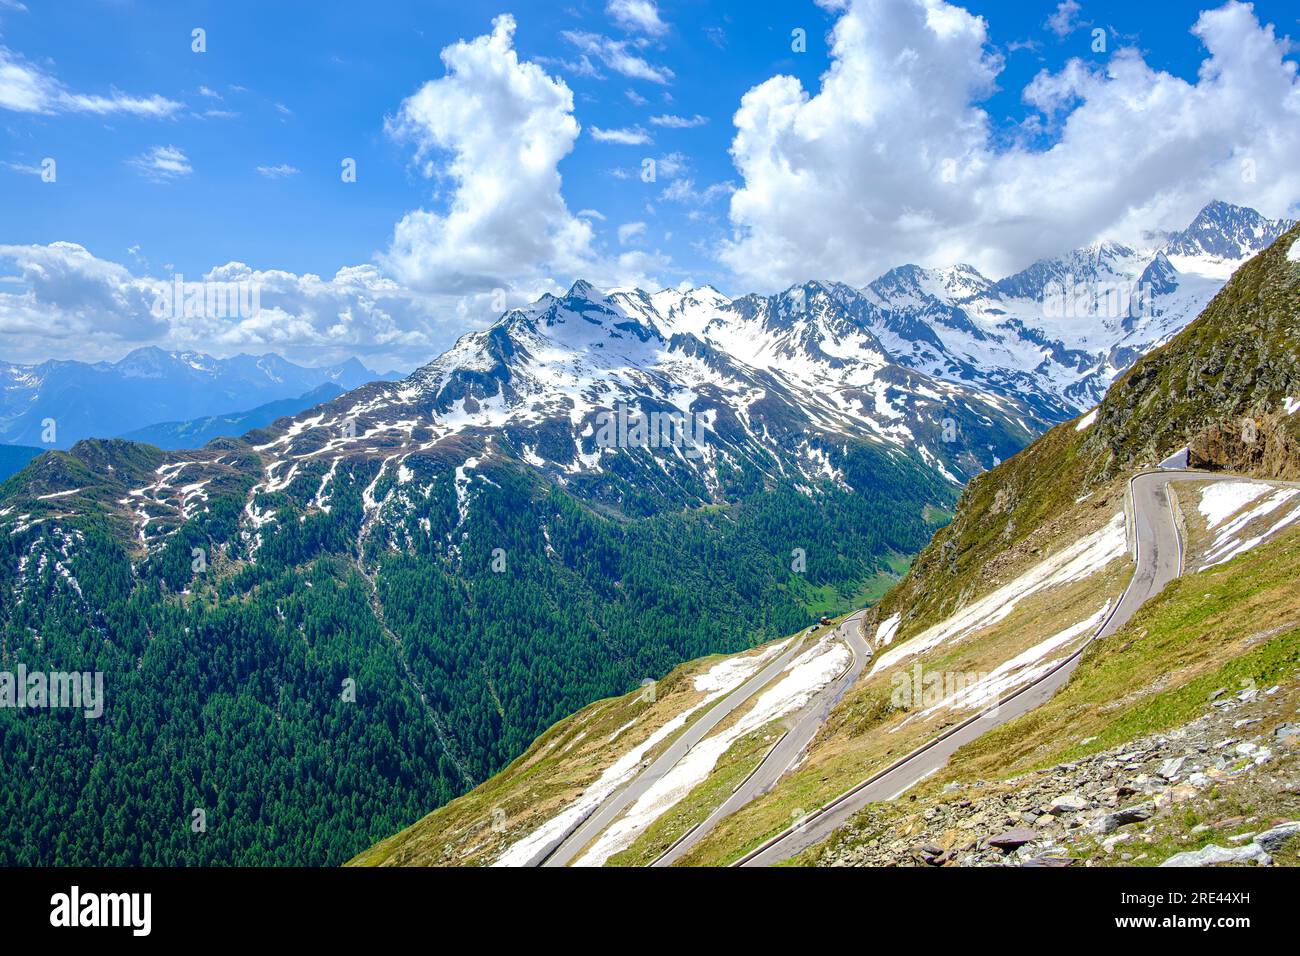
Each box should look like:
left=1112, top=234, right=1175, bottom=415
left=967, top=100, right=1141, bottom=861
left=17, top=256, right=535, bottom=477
left=117, top=383, right=348, bottom=451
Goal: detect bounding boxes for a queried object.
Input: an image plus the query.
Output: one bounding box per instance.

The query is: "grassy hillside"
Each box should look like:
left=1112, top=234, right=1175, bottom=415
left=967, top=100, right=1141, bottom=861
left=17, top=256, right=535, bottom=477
left=803, top=502, right=1300, bottom=867
left=683, top=224, right=1300, bottom=865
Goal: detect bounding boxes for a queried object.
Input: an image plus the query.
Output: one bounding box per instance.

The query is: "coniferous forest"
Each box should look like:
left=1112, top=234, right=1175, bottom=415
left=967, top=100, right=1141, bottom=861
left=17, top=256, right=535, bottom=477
left=0, top=439, right=951, bottom=865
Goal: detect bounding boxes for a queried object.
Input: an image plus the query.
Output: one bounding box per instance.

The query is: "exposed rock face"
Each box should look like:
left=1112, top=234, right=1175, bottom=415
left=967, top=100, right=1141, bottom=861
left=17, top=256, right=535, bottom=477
left=1190, top=413, right=1300, bottom=482
left=1255, top=822, right=1300, bottom=853
left=987, top=828, right=1038, bottom=850
left=1093, top=803, right=1154, bottom=835
left=1161, top=843, right=1272, bottom=867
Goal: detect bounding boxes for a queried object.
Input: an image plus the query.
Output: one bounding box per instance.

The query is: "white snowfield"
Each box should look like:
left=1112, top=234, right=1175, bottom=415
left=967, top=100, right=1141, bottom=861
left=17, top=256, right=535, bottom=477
left=869, top=512, right=1128, bottom=678
left=572, top=636, right=851, bottom=867
left=691, top=649, right=783, bottom=694
left=1288, top=238, right=1300, bottom=263
left=491, top=640, right=788, bottom=866
left=912, top=603, right=1110, bottom=721
left=1198, top=483, right=1300, bottom=569
left=874, top=612, right=901, bottom=648
left=1198, top=481, right=1271, bottom=529
left=1075, top=408, right=1098, bottom=431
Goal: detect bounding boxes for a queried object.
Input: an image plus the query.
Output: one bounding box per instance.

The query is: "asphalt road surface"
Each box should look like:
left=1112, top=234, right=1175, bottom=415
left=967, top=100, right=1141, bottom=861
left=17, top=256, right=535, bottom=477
left=535, top=627, right=813, bottom=866
left=735, top=469, right=1251, bottom=867
left=652, top=610, right=872, bottom=866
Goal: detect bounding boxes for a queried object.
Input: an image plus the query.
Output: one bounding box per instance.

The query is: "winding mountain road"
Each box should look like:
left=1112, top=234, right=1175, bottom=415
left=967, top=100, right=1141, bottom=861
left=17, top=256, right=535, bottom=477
left=651, top=610, right=872, bottom=866
left=733, top=468, right=1247, bottom=866
left=534, top=627, right=815, bottom=867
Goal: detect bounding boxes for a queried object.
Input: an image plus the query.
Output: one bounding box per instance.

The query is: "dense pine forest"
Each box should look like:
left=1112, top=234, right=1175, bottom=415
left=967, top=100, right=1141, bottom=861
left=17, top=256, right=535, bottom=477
left=0, top=438, right=951, bottom=865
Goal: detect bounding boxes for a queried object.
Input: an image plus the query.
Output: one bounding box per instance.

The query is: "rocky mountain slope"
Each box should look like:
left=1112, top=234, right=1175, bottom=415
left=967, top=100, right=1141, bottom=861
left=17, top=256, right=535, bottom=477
left=814, top=679, right=1300, bottom=867
left=3, top=200, right=1285, bottom=563
left=861, top=200, right=1293, bottom=418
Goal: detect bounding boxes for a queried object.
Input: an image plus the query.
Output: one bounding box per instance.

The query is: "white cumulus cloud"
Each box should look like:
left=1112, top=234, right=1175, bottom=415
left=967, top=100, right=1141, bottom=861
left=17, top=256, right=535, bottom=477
left=0, top=242, right=452, bottom=367
left=383, top=14, right=595, bottom=295
left=721, top=0, right=1300, bottom=290
left=1045, top=0, right=1084, bottom=38
left=607, top=0, right=668, bottom=37
left=618, top=221, right=647, bottom=244
left=0, top=15, right=685, bottom=367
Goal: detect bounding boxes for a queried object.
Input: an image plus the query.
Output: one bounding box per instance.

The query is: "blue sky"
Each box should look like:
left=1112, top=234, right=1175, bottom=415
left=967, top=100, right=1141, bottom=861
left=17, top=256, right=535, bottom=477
left=1, top=1, right=840, bottom=281
left=2, top=0, right=1298, bottom=368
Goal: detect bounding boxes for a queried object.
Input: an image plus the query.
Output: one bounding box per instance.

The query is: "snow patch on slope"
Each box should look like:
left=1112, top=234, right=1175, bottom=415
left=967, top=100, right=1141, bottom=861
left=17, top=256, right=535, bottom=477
left=1200, top=486, right=1300, bottom=569
left=573, top=636, right=850, bottom=867
left=913, top=603, right=1110, bottom=720
left=491, top=639, right=789, bottom=866
left=874, top=613, right=901, bottom=648
left=1198, top=481, right=1271, bottom=529
left=691, top=639, right=789, bottom=694
left=869, top=512, right=1128, bottom=677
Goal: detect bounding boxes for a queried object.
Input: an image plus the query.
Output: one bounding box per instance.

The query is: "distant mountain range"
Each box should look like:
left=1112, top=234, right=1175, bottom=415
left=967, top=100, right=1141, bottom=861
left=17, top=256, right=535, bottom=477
left=0, top=444, right=42, bottom=484
left=1, top=201, right=1286, bottom=468
left=0, top=348, right=396, bottom=448
left=118, top=383, right=347, bottom=450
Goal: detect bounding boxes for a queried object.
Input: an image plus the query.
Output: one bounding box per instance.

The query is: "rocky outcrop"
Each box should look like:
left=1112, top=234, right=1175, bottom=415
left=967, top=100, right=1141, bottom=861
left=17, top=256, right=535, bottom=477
left=1161, top=843, right=1272, bottom=867
left=818, top=679, right=1300, bottom=867
left=1087, top=222, right=1300, bottom=484
left=1189, top=411, right=1300, bottom=481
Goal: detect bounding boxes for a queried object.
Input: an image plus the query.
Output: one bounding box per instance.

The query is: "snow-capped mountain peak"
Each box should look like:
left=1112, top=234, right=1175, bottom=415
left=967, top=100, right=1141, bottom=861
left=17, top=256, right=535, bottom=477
left=860, top=200, right=1293, bottom=415
left=206, top=276, right=1042, bottom=559
left=9, top=201, right=1286, bottom=563
left=1163, top=199, right=1295, bottom=265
